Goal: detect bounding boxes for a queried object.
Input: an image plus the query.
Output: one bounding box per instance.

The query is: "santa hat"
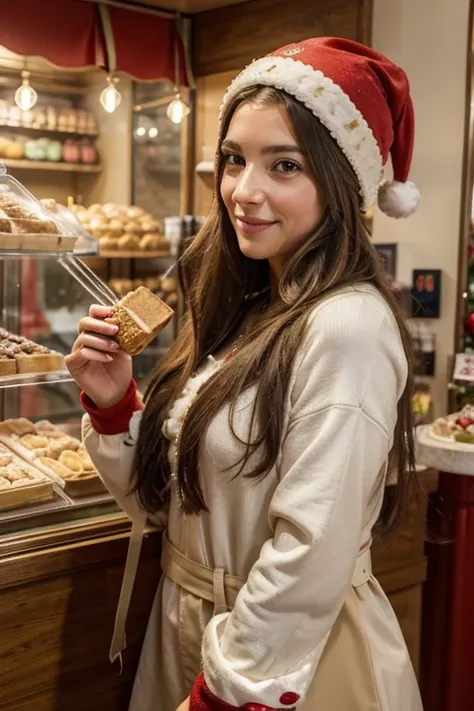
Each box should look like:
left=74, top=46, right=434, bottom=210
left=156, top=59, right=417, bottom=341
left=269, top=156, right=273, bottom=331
left=220, top=37, right=419, bottom=218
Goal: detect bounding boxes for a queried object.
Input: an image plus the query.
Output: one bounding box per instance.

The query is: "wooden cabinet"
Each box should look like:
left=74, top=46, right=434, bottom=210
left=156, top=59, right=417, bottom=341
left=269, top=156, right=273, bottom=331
left=0, top=470, right=434, bottom=711
left=0, top=520, right=161, bottom=711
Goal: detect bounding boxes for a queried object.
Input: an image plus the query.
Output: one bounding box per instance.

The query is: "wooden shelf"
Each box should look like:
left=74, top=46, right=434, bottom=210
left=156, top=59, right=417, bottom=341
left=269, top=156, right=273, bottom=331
left=99, top=250, right=171, bottom=259
left=1, top=159, right=102, bottom=173
left=0, top=124, right=98, bottom=139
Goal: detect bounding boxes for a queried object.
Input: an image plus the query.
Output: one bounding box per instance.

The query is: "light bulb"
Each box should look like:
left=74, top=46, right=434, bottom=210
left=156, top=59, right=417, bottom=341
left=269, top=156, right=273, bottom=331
left=148, top=126, right=158, bottom=139
left=136, top=126, right=146, bottom=137
left=166, top=96, right=190, bottom=125
left=14, top=71, right=37, bottom=112
left=100, top=75, right=121, bottom=113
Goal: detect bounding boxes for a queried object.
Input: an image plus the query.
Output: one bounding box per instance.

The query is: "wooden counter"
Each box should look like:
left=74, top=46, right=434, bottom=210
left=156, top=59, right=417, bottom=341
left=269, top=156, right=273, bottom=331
left=0, top=470, right=435, bottom=711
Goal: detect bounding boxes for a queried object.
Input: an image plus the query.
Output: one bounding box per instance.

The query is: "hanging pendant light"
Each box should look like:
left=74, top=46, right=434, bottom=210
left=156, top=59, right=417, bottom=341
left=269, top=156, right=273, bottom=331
left=14, top=70, right=38, bottom=112
left=100, top=75, right=121, bottom=113
left=167, top=24, right=190, bottom=125
left=166, top=94, right=190, bottom=125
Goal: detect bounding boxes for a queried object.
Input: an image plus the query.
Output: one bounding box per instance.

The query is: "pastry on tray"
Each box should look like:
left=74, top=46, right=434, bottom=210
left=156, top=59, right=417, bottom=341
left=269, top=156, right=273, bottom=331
left=0, top=192, right=59, bottom=235
left=430, top=405, right=474, bottom=445
left=74, top=202, right=169, bottom=253
left=0, top=418, right=106, bottom=497
left=0, top=181, right=77, bottom=252
left=0, top=442, right=53, bottom=511
left=0, top=328, right=63, bottom=377
left=108, top=286, right=174, bottom=356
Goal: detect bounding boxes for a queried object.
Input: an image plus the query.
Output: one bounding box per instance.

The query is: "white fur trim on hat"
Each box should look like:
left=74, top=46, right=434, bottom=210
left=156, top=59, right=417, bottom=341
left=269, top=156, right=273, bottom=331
left=220, top=56, right=382, bottom=212
left=377, top=179, right=420, bottom=218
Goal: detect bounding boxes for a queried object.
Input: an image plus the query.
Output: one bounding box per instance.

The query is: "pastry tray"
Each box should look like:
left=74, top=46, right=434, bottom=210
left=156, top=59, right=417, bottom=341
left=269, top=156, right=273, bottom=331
left=0, top=448, right=54, bottom=512
left=0, top=434, right=107, bottom=498
left=0, top=233, right=77, bottom=253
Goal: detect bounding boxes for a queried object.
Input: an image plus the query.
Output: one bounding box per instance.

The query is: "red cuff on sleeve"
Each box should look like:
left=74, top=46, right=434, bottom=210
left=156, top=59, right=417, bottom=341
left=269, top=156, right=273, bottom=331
left=190, top=674, right=239, bottom=711
left=189, top=673, right=300, bottom=711
left=80, top=379, right=143, bottom=435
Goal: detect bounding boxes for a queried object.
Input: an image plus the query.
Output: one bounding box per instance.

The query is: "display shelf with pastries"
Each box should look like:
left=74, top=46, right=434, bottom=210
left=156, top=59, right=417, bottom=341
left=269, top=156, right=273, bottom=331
left=0, top=169, right=180, bottom=536
left=70, top=201, right=170, bottom=257
left=0, top=163, right=97, bottom=255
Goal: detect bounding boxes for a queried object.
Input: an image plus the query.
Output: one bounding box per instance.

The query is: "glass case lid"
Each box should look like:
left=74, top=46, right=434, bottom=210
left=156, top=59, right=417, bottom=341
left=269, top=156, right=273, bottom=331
left=0, top=164, right=78, bottom=254
left=40, top=200, right=99, bottom=256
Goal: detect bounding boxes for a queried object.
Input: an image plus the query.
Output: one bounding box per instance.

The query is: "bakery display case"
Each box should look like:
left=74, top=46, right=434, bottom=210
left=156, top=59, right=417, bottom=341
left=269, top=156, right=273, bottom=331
left=0, top=164, right=177, bottom=538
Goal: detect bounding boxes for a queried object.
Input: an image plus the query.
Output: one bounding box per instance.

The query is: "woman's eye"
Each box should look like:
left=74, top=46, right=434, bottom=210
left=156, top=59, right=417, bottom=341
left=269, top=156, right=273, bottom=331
left=274, top=160, right=301, bottom=174
left=224, top=153, right=244, bottom=167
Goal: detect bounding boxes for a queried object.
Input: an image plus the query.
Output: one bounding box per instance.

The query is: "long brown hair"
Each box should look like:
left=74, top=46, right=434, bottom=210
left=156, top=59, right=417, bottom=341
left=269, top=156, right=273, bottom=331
left=133, top=85, right=415, bottom=535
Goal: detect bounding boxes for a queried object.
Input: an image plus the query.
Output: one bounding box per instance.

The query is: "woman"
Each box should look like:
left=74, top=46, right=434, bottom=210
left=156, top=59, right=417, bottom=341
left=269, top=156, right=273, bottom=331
left=65, top=37, right=423, bottom=711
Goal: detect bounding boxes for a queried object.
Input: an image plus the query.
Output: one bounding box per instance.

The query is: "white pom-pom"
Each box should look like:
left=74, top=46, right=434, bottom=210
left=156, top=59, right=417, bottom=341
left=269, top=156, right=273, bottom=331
left=377, top=179, right=420, bottom=218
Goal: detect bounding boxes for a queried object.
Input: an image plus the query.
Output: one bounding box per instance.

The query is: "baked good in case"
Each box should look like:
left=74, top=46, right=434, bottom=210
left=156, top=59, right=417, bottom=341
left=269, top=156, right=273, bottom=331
left=108, top=286, right=174, bottom=356
left=0, top=328, right=64, bottom=376
left=0, top=419, right=106, bottom=497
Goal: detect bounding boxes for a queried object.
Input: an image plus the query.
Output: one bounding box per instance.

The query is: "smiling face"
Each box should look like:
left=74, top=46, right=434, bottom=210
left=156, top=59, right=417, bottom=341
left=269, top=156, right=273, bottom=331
left=219, top=101, right=325, bottom=274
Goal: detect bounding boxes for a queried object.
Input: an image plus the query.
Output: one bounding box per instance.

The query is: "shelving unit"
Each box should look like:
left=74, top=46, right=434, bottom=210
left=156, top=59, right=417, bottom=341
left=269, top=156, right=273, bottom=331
left=0, top=124, right=99, bottom=139
left=1, top=158, right=102, bottom=173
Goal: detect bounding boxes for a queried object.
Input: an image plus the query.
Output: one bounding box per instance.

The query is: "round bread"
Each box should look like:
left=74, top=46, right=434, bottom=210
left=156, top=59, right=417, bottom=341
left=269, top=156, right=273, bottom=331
left=140, top=219, right=161, bottom=233
left=99, top=236, right=118, bottom=250
left=127, top=206, right=146, bottom=219
left=139, top=234, right=162, bottom=251
left=118, top=233, right=141, bottom=250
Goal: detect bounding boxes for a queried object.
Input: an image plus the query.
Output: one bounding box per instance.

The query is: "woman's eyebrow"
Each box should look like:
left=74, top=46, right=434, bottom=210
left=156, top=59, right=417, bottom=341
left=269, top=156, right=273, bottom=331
left=221, top=139, right=302, bottom=155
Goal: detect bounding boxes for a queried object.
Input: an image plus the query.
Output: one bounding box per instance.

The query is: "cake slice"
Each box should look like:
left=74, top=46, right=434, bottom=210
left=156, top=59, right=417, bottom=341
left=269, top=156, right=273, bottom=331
left=108, top=286, right=174, bottom=356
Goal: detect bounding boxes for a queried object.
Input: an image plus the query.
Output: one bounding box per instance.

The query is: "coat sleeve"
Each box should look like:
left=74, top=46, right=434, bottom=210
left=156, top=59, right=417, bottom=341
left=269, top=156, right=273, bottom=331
left=82, top=383, right=168, bottom=527
left=191, top=291, right=408, bottom=710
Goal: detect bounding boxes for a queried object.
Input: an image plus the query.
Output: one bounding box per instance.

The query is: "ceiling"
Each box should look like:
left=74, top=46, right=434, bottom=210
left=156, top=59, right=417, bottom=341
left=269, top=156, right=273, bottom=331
left=126, top=0, right=251, bottom=13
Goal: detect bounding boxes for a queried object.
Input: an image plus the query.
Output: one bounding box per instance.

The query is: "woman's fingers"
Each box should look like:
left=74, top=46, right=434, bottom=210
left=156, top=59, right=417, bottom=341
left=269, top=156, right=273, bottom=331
left=65, top=348, right=113, bottom=372
left=73, top=332, right=119, bottom=354
left=78, top=316, right=118, bottom=338
left=89, top=304, right=114, bottom=319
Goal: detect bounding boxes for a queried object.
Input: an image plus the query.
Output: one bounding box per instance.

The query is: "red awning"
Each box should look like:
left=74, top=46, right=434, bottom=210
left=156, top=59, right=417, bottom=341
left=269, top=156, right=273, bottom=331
left=0, top=0, right=184, bottom=83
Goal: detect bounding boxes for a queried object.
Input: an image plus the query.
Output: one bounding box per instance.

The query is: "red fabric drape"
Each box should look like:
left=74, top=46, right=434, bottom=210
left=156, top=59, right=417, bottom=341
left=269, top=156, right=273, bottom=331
left=0, top=0, right=184, bottom=84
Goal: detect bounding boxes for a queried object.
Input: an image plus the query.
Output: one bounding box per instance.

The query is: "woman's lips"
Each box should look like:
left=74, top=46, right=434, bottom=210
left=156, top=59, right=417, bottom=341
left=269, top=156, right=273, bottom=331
left=236, top=217, right=277, bottom=234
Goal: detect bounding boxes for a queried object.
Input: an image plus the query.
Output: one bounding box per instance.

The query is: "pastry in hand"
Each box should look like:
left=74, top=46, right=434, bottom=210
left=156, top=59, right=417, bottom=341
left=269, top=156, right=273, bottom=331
left=107, top=286, right=174, bottom=356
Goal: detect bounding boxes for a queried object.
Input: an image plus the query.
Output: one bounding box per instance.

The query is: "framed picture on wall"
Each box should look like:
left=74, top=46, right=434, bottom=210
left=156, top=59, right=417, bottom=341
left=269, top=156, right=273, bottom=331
left=411, top=269, right=442, bottom=318
left=374, top=243, right=397, bottom=279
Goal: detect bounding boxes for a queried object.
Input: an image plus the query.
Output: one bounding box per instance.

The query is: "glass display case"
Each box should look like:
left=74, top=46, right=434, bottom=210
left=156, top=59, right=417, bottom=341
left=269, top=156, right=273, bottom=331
left=0, top=166, right=177, bottom=539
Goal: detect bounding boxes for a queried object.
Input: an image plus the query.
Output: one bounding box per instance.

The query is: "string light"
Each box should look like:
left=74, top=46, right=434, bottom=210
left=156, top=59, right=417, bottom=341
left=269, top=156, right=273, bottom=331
left=148, top=126, right=158, bottom=139
left=14, top=71, right=38, bottom=112
left=166, top=94, right=190, bottom=125
left=100, top=75, right=122, bottom=113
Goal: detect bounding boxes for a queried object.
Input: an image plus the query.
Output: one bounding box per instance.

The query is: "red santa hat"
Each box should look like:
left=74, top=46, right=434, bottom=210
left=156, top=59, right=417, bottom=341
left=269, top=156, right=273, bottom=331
left=220, top=37, right=419, bottom=218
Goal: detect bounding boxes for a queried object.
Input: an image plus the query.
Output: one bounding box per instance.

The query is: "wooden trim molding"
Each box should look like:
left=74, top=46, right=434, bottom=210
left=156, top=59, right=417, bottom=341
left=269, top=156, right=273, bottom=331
left=193, top=0, right=373, bottom=77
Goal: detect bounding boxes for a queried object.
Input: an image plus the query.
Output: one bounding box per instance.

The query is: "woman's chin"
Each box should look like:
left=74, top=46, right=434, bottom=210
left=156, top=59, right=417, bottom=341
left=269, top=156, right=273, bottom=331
left=237, top=237, right=273, bottom=261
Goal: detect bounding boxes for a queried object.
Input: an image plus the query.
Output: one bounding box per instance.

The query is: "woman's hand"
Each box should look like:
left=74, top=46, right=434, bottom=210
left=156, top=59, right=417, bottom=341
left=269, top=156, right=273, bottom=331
left=65, top=304, right=133, bottom=409
left=176, top=697, right=190, bottom=711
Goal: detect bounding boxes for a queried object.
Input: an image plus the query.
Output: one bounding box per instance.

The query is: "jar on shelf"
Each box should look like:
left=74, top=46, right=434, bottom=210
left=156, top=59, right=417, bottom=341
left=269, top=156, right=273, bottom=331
left=46, top=106, right=57, bottom=131
left=67, top=108, right=77, bottom=133
left=80, top=139, right=97, bottom=164
left=164, top=216, right=183, bottom=257
left=33, top=105, right=47, bottom=130
left=46, top=140, right=62, bottom=162
left=4, top=137, right=25, bottom=160
left=76, top=109, right=88, bottom=134
left=57, top=110, right=69, bottom=132
left=63, top=139, right=80, bottom=163
left=86, top=111, right=97, bottom=135
left=7, top=105, right=21, bottom=127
